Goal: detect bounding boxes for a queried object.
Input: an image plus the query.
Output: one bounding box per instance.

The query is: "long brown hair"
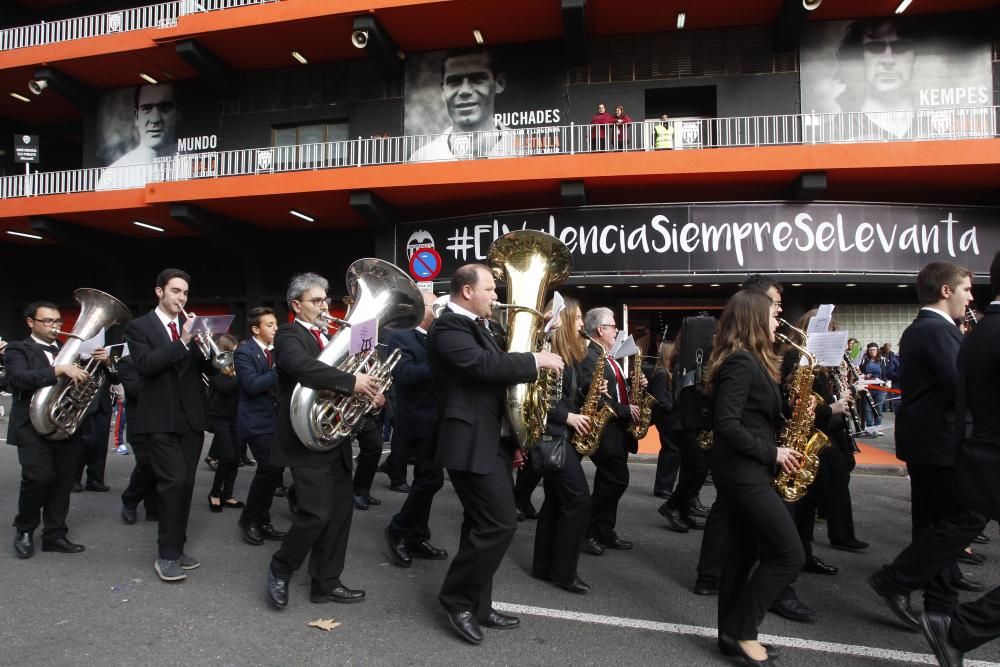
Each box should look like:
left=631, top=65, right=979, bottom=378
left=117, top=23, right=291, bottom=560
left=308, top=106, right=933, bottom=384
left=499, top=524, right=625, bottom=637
left=704, top=290, right=780, bottom=392
left=550, top=297, right=587, bottom=365
left=653, top=340, right=674, bottom=382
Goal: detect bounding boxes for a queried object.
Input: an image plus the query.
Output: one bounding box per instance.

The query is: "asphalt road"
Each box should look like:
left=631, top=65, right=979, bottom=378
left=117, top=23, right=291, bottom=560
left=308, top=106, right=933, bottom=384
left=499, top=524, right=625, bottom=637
left=0, top=404, right=997, bottom=666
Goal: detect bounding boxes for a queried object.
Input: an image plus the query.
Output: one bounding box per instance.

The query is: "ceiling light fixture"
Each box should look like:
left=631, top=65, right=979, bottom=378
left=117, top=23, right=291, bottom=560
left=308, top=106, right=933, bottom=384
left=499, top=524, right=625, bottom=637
left=602, top=285, right=612, bottom=288
left=139, top=73, right=158, bottom=84
left=10, top=92, right=30, bottom=102
left=676, top=12, right=686, bottom=29
left=894, top=0, right=914, bottom=13
left=791, top=283, right=803, bottom=287
left=710, top=283, right=720, bottom=287
left=290, top=209, right=315, bottom=222
left=472, top=28, right=484, bottom=44
left=897, top=283, right=909, bottom=288
left=845, top=283, right=856, bottom=287
left=655, top=284, right=665, bottom=288
left=291, top=51, right=308, bottom=65
left=629, top=285, right=638, bottom=288
left=133, top=221, right=165, bottom=232
left=576, top=285, right=586, bottom=289
left=683, top=283, right=693, bottom=288
left=6, top=230, right=43, bottom=240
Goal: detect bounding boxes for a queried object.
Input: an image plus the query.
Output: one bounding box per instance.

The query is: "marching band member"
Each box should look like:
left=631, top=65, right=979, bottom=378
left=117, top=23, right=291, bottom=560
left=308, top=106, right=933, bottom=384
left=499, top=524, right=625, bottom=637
left=118, top=353, right=160, bottom=524
left=206, top=334, right=242, bottom=512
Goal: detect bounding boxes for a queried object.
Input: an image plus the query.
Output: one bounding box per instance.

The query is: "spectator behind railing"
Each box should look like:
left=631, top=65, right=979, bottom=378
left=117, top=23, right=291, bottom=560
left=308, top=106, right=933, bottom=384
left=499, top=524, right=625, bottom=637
left=653, top=114, right=674, bottom=150
left=590, top=103, right=613, bottom=151
left=610, top=104, right=633, bottom=150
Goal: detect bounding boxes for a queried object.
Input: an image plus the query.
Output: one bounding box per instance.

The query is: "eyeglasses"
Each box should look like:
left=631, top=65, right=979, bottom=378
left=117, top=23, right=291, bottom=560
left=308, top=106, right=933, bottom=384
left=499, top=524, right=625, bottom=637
left=296, top=297, right=332, bottom=307
left=598, top=323, right=618, bottom=331
left=771, top=300, right=783, bottom=308
left=862, top=39, right=914, bottom=56
left=30, top=318, right=64, bottom=326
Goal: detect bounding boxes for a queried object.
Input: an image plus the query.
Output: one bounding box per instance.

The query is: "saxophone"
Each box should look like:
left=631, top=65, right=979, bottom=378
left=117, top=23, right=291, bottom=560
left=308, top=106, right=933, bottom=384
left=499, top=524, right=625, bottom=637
left=573, top=341, right=616, bottom=456
left=773, top=333, right=831, bottom=502
left=626, top=354, right=656, bottom=439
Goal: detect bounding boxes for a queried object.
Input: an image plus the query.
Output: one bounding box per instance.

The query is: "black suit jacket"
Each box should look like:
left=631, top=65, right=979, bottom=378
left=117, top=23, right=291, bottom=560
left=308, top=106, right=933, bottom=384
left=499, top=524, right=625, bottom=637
left=386, top=328, right=436, bottom=444
left=123, top=310, right=209, bottom=435
left=234, top=339, right=278, bottom=439
left=427, top=309, right=537, bottom=474
left=271, top=322, right=356, bottom=469
left=895, top=309, right=964, bottom=466
left=579, top=342, right=637, bottom=456
left=709, top=351, right=782, bottom=487
left=4, top=338, right=61, bottom=448
left=116, top=355, right=143, bottom=437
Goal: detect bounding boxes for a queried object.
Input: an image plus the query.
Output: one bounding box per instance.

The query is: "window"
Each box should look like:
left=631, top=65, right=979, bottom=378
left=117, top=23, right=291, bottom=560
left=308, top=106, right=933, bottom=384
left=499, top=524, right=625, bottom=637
left=271, top=121, right=349, bottom=169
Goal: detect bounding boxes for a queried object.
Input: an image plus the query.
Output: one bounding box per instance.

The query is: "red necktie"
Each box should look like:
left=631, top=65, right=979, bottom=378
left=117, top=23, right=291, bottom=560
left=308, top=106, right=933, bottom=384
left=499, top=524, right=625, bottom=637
left=609, top=358, right=628, bottom=404
left=168, top=321, right=180, bottom=342
left=310, top=327, right=325, bottom=350
left=264, top=349, right=273, bottom=368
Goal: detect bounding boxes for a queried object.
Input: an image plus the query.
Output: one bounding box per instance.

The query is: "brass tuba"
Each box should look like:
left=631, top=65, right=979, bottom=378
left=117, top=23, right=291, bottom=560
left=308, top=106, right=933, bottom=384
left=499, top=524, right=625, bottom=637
left=29, top=288, right=132, bottom=440
left=290, top=258, right=422, bottom=452
left=488, top=230, right=572, bottom=451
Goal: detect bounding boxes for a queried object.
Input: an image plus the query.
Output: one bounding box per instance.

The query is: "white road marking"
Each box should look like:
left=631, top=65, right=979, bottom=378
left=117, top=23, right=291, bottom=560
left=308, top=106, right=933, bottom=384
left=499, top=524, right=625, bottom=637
left=494, top=602, right=1000, bottom=666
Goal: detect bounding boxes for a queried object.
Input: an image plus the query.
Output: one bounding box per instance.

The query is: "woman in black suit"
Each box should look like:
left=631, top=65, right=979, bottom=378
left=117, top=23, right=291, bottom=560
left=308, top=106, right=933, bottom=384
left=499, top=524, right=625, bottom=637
left=207, top=334, right=243, bottom=512
left=706, top=290, right=804, bottom=666
left=531, top=298, right=594, bottom=593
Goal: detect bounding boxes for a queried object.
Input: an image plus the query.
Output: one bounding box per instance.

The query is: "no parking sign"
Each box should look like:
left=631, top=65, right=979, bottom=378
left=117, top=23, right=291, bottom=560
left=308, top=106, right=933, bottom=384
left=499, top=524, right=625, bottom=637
left=409, top=248, right=442, bottom=282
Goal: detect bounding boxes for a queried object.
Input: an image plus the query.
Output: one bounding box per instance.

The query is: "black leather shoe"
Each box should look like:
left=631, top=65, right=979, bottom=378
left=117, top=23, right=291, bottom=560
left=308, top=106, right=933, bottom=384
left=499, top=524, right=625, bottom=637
left=310, top=585, right=366, bottom=604
left=389, top=482, right=411, bottom=493
left=14, top=531, right=34, bottom=559
left=694, top=576, right=717, bottom=596
left=680, top=514, right=705, bottom=530
left=556, top=575, right=590, bottom=594
left=954, top=574, right=985, bottom=592
left=267, top=565, right=288, bottom=609
left=958, top=550, right=985, bottom=566
left=719, top=634, right=778, bottom=664
left=121, top=505, right=138, bottom=524
left=869, top=570, right=920, bottom=631
left=689, top=498, right=710, bottom=516
left=516, top=509, right=527, bottom=522
left=273, top=486, right=287, bottom=498
left=222, top=498, right=245, bottom=509
left=658, top=505, right=690, bottom=533
left=582, top=537, right=604, bottom=556
left=353, top=494, right=370, bottom=510
left=480, top=609, right=520, bottom=629
left=240, top=521, right=264, bottom=546
left=768, top=598, right=815, bottom=623
left=208, top=494, right=223, bottom=513
left=446, top=610, right=483, bottom=644
left=831, top=538, right=869, bottom=552
left=604, top=535, right=633, bottom=550
left=366, top=495, right=382, bottom=506
left=385, top=527, right=413, bottom=568
left=652, top=489, right=671, bottom=499
left=259, top=523, right=286, bottom=541
left=803, top=556, right=839, bottom=575
left=41, top=537, right=85, bottom=553
left=973, top=533, right=990, bottom=545
left=72, top=481, right=83, bottom=493
left=406, top=539, right=448, bottom=560
left=920, top=611, right=964, bottom=667
left=85, top=481, right=110, bottom=492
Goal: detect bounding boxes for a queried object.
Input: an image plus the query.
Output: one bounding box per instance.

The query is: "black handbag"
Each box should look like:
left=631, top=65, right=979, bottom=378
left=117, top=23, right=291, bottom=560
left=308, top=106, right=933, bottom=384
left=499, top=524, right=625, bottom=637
left=530, top=434, right=568, bottom=473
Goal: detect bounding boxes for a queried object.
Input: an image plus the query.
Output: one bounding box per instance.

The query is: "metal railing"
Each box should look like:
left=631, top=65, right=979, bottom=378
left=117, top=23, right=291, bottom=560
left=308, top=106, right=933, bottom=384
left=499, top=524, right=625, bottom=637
left=1, top=106, right=996, bottom=200
left=0, top=0, right=278, bottom=51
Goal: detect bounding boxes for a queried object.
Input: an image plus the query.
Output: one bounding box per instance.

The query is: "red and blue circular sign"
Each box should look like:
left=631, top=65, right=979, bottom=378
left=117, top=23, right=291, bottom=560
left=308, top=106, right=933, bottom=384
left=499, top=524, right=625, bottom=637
left=409, top=247, right=442, bottom=281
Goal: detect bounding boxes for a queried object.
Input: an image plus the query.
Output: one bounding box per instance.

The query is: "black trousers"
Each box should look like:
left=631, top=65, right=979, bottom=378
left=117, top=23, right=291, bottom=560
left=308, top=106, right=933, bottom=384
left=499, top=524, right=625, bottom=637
left=440, top=449, right=518, bottom=616
left=76, top=408, right=112, bottom=486
left=383, top=431, right=409, bottom=487
left=121, top=435, right=159, bottom=514
left=588, top=435, right=629, bottom=543
left=654, top=432, right=680, bottom=496
left=717, top=482, right=805, bottom=641
left=146, top=430, right=204, bottom=560
left=271, top=457, right=354, bottom=592
left=698, top=494, right=728, bottom=582
left=388, top=437, right=444, bottom=543
left=208, top=418, right=239, bottom=499
left=793, top=451, right=832, bottom=562
left=241, top=433, right=283, bottom=527
left=513, top=466, right=543, bottom=513
left=823, top=444, right=858, bottom=544
left=14, top=437, right=84, bottom=541
left=532, top=452, right=591, bottom=583
left=665, top=430, right=708, bottom=515
left=352, top=418, right=382, bottom=495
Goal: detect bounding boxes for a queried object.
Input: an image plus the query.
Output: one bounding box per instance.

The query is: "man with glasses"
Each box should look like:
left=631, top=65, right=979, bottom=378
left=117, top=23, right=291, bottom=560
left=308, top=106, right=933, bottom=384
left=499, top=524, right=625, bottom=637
left=581, top=307, right=641, bottom=556
left=7, top=302, right=92, bottom=558
left=266, top=273, right=381, bottom=610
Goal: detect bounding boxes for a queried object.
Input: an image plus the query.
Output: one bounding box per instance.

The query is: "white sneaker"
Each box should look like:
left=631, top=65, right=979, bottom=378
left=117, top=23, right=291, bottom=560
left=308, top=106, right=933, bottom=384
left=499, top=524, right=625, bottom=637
left=116, top=445, right=129, bottom=455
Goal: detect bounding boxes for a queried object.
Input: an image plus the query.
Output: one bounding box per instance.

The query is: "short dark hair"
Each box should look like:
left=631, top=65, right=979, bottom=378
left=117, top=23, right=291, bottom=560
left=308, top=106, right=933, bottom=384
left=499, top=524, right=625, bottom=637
left=216, top=333, right=239, bottom=351
left=440, top=47, right=500, bottom=82
left=741, top=274, right=783, bottom=295
left=133, top=82, right=175, bottom=111
left=450, top=263, right=490, bottom=297
left=915, top=261, right=972, bottom=306
left=24, top=301, right=59, bottom=319
left=247, top=306, right=275, bottom=332
left=155, top=268, right=191, bottom=290
left=990, top=251, right=1000, bottom=298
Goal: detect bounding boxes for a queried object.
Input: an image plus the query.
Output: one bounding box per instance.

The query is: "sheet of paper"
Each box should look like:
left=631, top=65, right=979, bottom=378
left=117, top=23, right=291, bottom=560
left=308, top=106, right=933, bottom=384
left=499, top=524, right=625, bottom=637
left=77, top=328, right=105, bottom=359
left=349, top=318, right=379, bottom=356
left=188, top=314, right=235, bottom=336
left=807, top=330, right=850, bottom=367
left=544, top=291, right=565, bottom=333
left=612, top=334, right=640, bottom=360
left=806, top=304, right=835, bottom=334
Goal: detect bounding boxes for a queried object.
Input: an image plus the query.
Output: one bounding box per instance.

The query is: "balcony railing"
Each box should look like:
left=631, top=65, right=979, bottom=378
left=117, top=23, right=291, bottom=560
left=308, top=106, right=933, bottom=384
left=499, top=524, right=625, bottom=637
left=1, top=106, right=996, bottom=200
left=0, top=0, right=278, bottom=51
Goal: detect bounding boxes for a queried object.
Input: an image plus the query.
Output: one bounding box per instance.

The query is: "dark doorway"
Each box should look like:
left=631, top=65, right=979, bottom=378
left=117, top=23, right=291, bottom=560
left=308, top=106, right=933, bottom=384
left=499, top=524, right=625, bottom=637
left=645, top=86, right=717, bottom=119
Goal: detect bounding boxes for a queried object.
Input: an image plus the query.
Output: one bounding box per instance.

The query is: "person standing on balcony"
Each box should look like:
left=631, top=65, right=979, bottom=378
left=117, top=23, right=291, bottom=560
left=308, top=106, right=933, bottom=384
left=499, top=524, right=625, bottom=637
left=611, top=104, right=633, bottom=150
left=653, top=114, right=674, bottom=150
left=98, top=83, right=179, bottom=189
left=590, top=103, right=613, bottom=151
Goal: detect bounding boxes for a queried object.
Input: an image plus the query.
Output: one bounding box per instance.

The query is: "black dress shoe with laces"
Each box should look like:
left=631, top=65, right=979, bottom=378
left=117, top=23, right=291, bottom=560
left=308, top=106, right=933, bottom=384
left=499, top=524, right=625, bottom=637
left=353, top=494, right=370, bottom=510
left=480, top=609, right=520, bottom=629
left=556, top=575, right=591, bottom=594
left=121, top=504, right=138, bottom=524
left=768, top=598, right=815, bottom=623
left=582, top=537, right=604, bottom=556
left=385, top=527, right=412, bottom=568
left=85, top=481, right=110, bottom=492
left=267, top=565, right=288, bottom=609
left=689, top=498, right=710, bottom=516
left=446, top=610, right=483, bottom=644
left=803, top=556, right=839, bottom=575
left=259, top=523, right=286, bottom=541
left=14, top=531, right=34, bottom=559
left=310, top=585, right=366, bottom=604
left=41, top=537, right=85, bottom=553
left=693, top=576, right=718, bottom=596
left=869, top=569, right=920, bottom=631
left=658, top=505, right=689, bottom=533
left=406, top=540, right=448, bottom=560
left=240, top=521, right=264, bottom=546
left=920, top=611, right=964, bottom=667
left=604, top=535, right=633, bottom=550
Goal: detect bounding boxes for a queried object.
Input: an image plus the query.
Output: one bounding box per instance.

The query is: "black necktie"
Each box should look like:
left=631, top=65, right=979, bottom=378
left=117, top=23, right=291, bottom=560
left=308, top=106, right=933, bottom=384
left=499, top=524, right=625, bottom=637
left=43, top=344, right=59, bottom=355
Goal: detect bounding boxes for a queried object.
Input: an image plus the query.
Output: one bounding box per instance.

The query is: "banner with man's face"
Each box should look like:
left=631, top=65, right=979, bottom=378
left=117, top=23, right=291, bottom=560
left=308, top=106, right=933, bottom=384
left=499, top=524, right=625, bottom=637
left=800, top=14, right=992, bottom=115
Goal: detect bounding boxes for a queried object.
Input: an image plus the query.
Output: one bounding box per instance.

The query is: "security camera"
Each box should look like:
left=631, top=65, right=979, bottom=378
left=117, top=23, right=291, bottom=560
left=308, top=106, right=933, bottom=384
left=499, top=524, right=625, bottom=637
left=28, top=79, right=48, bottom=95
left=351, top=30, right=368, bottom=49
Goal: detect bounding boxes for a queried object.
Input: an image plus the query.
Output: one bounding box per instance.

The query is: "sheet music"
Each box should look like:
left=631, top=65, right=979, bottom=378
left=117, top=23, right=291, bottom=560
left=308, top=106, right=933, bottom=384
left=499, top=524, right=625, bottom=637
left=612, top=334, right=640, bottom=360
left=807, top=331, right=850, bottom=367
left=77, top=328, right=105, bottom=360
left=807, top=304, right=835, bottom=334
left=188, top=314, right=235, bottom=336
left=544, top=291, right=565, bottom=334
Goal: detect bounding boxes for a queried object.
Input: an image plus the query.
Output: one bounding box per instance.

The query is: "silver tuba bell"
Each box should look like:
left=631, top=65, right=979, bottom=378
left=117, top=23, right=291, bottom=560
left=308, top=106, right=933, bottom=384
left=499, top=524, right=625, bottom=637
left=29, top=288, right=132, bottom=440
left=290, top=258, right=423, bottom=452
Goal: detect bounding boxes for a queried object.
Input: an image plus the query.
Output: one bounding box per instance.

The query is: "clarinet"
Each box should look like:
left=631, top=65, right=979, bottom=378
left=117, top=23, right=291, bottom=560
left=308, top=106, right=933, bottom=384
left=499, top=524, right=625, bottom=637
left=844, top=352, right=880, bottom=422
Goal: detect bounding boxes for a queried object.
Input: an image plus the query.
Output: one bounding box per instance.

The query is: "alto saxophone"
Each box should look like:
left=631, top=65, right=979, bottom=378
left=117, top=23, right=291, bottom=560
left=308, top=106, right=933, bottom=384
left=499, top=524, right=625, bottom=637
left=626, top=354, right=656, bottom=439
left=573, top=341, right=616, bottom=457
left=774, top=333, right=831, bottom=503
